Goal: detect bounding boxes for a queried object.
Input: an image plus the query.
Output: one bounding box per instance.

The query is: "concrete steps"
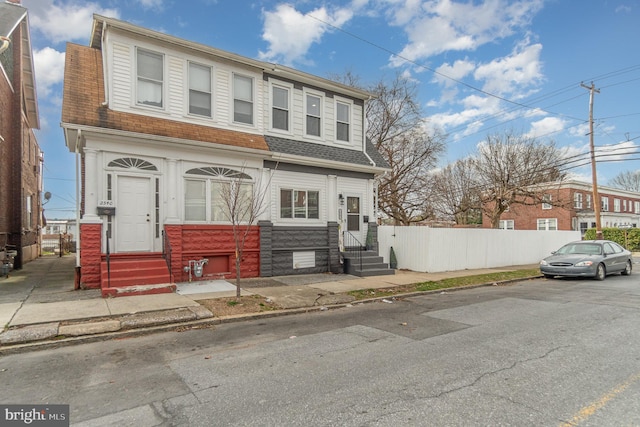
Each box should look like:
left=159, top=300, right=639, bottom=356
left=342, top=250, right=395, bottom=277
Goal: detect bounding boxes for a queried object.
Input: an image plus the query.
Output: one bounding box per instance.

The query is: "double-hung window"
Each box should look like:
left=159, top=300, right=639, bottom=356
left=188, top=62, right=212, bottom=117
left=233, top=74, right=253, bottom=125
left=306, top=94, right=322, bottom=137
left=537, top=218, right=557, bottom=231
left=272, top=85, right=289, bottom=131
left=601, top=197, right=609, bottom=212
left=336, top=101, right=350, bottom=142
left=136, top=48, right=163, bottom=108
left=185, top=167, right=253, bottom=222
left=574, top=192, right=582, bottom=209
left=614, top=198, right=621, bottom=212
left=542, top=194, right=552, bottom=209
left=280, top=189, right=319, bottom=219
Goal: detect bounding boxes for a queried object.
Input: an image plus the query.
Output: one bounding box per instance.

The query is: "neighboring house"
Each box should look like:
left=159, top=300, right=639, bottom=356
left=0, top=0, right=42, bottom=269
left=61, top=15, right=390, bottom=296
left=485, top=180, right=640, bottom=234
left=41, top=219, right=77, bottom=254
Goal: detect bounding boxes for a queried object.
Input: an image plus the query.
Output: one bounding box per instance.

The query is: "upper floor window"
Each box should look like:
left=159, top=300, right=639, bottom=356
left=542, top=194, right=552, bottom=210
left=336, top=101, right=350, bottom=142
left=233, top=74, right=253, bottom=125
left=623, top=199, right=628, bottom=212
left=188, top=62, right=212, bottom=117
left=635, top=201, right=640, bottom=214
left=574, top=192, right=583, bottom=209
left=280, top=189, right=319, bottom=219
left=586, top=194, right=592, bottom=209
left=306, top=94, right=322, bottom=137
left=601, top=197, right=609, bottom=212
left=136, top=48, right=163, bottom=108
left=614, top=198, right=621, bottom=212
left=272, top=85, right=289, bottom=131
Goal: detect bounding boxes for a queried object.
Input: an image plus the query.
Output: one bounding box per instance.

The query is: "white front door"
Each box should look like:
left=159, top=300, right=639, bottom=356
left=116, top=175, right=152, bottom=252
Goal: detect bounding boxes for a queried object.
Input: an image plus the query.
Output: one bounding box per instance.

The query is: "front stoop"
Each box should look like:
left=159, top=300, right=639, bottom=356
left=100, top=254, right=174, bottom=297
left=342, top=250, right=395, bottom=277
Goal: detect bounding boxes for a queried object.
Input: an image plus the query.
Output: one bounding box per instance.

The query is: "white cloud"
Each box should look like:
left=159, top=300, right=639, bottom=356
left=433, top=59, right=475, bottom=87
left=388, top=0, right=544, bottom=66
left=525, top=116, right=566, bottom=139
left=24, top=0, right=120, bottom=44
left=33, top=47, right=65, bottom=96
left=138, top=0, right=164, bottom=9
left=259, top=3, right=357, bottom=65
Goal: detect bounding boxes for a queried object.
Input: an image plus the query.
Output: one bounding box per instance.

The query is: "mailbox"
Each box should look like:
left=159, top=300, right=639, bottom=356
left=97, top=200, right=115, bottom=216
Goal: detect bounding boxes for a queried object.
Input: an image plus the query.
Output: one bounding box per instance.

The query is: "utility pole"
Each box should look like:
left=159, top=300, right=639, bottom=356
left=581, top=81, right=602, bottom=239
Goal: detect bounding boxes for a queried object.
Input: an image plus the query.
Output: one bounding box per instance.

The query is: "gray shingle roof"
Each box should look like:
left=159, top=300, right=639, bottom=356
left=0, top=3, right=26, bottom=38
left=265, top=135, right=390, bottom=170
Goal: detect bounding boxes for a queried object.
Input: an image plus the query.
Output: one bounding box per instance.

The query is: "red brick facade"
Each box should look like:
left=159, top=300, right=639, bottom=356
left=0, top=12, right=42, bottom=268
left=483, top=183, right=640, bottom=231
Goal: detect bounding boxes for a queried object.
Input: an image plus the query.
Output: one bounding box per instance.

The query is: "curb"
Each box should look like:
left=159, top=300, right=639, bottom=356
left=0, top=275, right=541, bottom=355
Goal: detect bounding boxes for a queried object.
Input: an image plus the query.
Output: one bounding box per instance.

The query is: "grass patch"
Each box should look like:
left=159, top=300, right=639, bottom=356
left=348, top=268, right=540, bottom=300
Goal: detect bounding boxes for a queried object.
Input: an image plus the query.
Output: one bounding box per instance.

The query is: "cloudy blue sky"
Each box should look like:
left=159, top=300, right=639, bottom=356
left=20, top=0, right=640, bottom=219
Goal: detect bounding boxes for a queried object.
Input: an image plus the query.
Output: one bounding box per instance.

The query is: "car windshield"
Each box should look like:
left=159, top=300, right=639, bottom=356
left=556, top=243, right=602, bottom=255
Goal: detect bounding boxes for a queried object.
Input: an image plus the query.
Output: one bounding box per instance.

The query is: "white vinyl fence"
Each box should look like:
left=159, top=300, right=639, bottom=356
left=378, top=226, right=581, bottom=273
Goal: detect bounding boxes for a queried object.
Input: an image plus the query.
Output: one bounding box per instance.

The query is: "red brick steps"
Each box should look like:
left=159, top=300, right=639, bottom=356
left=100, top=254, right=174, bottom=297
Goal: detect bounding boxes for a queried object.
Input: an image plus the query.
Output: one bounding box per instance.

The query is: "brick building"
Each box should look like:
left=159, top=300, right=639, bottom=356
left=0, top=0, right=42, bottom=269
left=484, top=180, right=640, bottom=234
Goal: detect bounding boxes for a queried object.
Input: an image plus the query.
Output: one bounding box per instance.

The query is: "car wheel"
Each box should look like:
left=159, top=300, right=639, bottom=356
left=594, top=263, right=606, bottom=281
left=621, top=260, right=632, bottom=276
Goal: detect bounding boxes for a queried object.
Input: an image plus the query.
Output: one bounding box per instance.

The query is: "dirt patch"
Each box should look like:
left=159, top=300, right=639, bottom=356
left=196, top=295, right=281, bottom=317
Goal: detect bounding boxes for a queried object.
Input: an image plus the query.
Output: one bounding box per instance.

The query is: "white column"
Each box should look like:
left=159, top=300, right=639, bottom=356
left=258, top=168, right=272, bottom=221
left=165, top=158, right=180, bottom=223
left=82, top=148, right=101, bottom=222
left=327, top=175, right=337, bottom=222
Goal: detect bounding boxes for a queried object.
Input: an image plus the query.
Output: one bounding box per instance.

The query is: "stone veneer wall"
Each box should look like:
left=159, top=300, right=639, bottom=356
left=79, top=223, right=102, bottom=289
left=259, top=221, right=341, bottom=277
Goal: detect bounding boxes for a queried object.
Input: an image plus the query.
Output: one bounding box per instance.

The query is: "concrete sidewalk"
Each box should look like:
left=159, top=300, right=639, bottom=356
left=0, top=255, right=539, bottom=351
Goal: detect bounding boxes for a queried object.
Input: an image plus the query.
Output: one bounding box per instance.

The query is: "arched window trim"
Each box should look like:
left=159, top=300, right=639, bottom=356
left=185, top=166, right=251, bottom=180
left=108, top=157, right=158, bottom=171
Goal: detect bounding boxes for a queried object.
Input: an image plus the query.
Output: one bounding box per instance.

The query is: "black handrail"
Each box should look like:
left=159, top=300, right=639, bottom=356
left=162, top=229, right=173, bottom=282
left=105, top=228, right=111, bottom=288
left=343, top=231, right=364, bottom=273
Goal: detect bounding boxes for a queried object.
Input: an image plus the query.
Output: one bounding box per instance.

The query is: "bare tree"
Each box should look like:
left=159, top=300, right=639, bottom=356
left=220, top=167, right=272, bottom=298
left=367, top=74, right=446, bottom=224
left=432, top=158, right=482, bottom=225
left=609, top=170, right=640, bottom=192
left=473, top=131, right=566, bottom=228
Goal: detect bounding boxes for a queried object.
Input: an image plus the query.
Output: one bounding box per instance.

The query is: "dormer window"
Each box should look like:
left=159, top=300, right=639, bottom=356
left=136, top=48, right=163, bottom=108
left=188, top=62, right=212, bottom=117
left=233, top=74, right=253, bottom=125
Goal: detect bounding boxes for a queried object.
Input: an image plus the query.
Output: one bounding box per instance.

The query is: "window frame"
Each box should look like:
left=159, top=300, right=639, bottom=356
left=542, top=194, right=552, bottom=210
left=537, top=218, right=558, bottom=231
left=279, top=188, right=321, bottom=221
left=233, top=73, right=254, bottom=126
left=304, top=91, right=323, bottom=139
left=573, top=192, right=583, bottom=209
left=601, top=196, right=609, bottom=212
left=270, top=82, right=292, bottom=133
left=335, top=99, right=352, bottom=143
left=135, top=47, right=165, bottom=109
left=614, top=198, right=621, bottom=212
left=499, top=219, right=514, bottom=230
left=184, top=167, right=254, bottom=223
left=187, top=61, right=213, bottom=118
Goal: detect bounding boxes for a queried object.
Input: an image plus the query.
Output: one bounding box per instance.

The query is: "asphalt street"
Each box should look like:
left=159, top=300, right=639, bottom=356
left=1, top=273, right=639, bottom=426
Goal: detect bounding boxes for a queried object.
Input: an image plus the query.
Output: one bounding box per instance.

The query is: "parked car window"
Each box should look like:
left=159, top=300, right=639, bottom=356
left=558, top=243, right=601, bottom=255
left=610, top=242, right=624, bottom=253
left=603, top=243, right=616, bottom=255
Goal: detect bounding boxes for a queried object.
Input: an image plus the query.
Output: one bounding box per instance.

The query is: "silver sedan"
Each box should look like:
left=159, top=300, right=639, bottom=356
left=540, top=240, right=632, bottom=280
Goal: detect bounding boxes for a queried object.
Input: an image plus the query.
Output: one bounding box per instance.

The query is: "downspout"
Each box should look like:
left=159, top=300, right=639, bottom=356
left=74, top=130, right=82, bottom=288
left=100, top=20, right=109, bottom=107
